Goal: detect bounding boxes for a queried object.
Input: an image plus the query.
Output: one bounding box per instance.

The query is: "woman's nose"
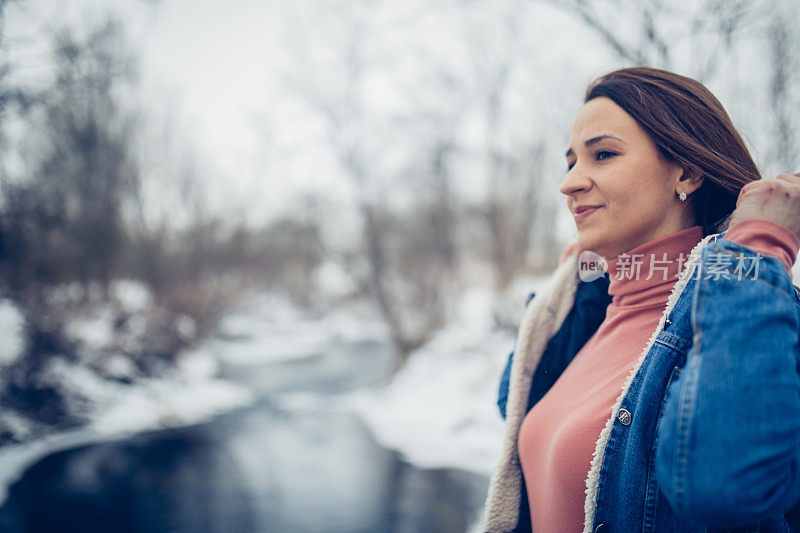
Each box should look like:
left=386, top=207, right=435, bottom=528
left=559, top=165, right=592, bottom=196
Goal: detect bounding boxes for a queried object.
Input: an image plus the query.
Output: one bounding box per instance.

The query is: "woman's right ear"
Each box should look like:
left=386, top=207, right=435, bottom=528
left=680, top=166, right=704, bottom=194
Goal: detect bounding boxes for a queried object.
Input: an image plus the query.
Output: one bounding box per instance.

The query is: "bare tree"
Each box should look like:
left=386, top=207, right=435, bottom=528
left=0, top=0, right=45, bottom=157
left=281, top=0, right=433, bottom=363
left=1, top=18, right=140, bottom=300
left=765, top=1, right=799, bottom=173
left=543, top=0, right=762, bottom=81
left=458, top=0, right=548, bottom=288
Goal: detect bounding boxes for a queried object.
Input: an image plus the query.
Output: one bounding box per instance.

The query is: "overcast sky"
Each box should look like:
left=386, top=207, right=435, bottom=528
left=7, top=0, right=782, bottom=243
left=7, top=1, right=309, bottom=221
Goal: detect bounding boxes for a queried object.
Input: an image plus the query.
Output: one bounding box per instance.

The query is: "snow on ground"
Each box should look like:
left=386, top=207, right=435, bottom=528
left=0, top=286, right=259, bottom=507
left=0, top=299, right=25, bottom=366
left=66, top=347, right=254, bottom=436
left=206, top=291, right=389, bottom=366
left=0, top=288, right=391, bottom=507
left=0, top=273, right=557, bottom=518
left=0, top=346, right=254, bottom=506
left=280, top=274, right=554, bottom=479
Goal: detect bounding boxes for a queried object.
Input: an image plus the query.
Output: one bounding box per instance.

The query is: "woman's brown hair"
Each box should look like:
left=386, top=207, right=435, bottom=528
left=585, top=66, right=761, bottom=236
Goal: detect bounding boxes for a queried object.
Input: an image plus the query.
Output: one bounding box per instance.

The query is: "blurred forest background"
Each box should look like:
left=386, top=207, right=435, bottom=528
left=0, top=0, right=799, bottom=442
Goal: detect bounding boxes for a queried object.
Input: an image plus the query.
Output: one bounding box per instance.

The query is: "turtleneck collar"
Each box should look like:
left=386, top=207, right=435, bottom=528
left=603, top=225, right=704, bottom=308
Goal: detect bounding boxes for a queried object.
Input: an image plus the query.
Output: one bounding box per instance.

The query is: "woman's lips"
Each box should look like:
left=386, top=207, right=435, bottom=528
left=574, top=206, right=601, bottom=222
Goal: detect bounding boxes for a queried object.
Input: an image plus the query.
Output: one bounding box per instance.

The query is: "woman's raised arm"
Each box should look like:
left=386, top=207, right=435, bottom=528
left=655, top=176, right=800, bottom=526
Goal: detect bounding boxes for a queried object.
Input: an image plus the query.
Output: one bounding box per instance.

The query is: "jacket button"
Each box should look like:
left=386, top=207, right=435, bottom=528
left=617, top=408, right=632, bottom=426
left=594, top=524, right=609, bottom=532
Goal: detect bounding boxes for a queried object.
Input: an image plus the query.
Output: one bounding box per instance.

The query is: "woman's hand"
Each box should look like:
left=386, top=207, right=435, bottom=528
left=729, top=173, right=800, bottom=240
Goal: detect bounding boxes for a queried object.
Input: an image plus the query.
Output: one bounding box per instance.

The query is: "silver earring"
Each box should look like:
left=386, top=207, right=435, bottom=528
left=679, top=190, right=687, bottom=202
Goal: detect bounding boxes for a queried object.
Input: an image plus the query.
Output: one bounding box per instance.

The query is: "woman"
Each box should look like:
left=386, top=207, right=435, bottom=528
left=480, top=67, right=800, bottom=532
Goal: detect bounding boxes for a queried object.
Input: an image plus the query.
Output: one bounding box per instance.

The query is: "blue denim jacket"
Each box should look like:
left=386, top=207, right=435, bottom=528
left=495, top=232, right=800, bottom=532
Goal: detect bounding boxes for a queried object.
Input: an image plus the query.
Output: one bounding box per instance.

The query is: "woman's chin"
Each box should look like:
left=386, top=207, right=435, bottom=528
left=576, top=235, right=611, bottom=259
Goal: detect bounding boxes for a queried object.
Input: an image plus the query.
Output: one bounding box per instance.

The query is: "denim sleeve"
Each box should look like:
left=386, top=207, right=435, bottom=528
left=655, top=238, right=800, bottom=527
left=497, top=291, right=537, bottom=420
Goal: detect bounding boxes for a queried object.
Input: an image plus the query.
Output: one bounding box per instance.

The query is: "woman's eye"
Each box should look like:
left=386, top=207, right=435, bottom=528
left=567, top=151, right=616, bottom=171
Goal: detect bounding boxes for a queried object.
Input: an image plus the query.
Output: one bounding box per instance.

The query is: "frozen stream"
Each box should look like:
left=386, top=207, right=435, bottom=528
left=0, top=296, right=493, bottom=532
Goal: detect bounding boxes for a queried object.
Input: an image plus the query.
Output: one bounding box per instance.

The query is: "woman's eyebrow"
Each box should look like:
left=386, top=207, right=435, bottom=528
left=565, top=134, right=627, bottom=158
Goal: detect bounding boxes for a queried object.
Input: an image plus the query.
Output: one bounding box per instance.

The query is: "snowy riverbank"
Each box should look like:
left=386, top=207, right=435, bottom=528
left=0, top=275, right=553, bottom=519
left=275, top=277, right=552, bottom=532
left=276, top=275, right=554, bottom=479
left=0, top=345, right=254, bottom=505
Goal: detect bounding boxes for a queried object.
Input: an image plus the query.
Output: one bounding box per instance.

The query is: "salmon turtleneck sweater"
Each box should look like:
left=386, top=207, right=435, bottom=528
left=517, top=219, right=800, bottom=532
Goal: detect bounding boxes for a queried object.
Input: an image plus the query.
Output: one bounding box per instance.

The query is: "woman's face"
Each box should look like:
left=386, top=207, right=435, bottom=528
left=560, top=96, right=695, bottom=259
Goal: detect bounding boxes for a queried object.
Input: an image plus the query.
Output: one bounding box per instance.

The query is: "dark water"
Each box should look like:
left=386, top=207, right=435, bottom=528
left=0, top=338, right=490, bottom=533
